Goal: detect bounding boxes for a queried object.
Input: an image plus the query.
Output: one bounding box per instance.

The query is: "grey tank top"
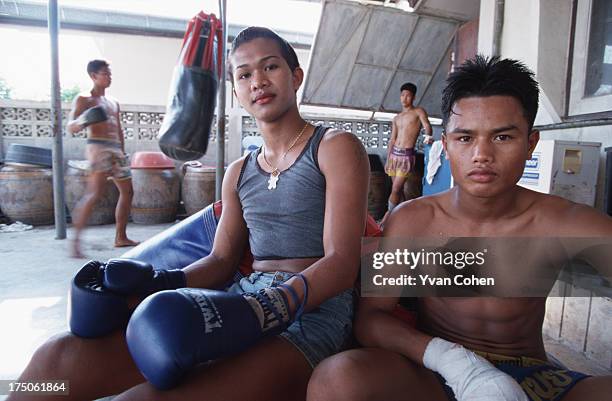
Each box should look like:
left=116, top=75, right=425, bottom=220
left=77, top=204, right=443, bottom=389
left=237, top=125, right=328, bottom=260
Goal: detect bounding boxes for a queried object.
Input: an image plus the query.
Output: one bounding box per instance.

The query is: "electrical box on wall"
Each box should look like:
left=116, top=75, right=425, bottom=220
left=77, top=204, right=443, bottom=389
left=518, top=140, right=601, bottom=206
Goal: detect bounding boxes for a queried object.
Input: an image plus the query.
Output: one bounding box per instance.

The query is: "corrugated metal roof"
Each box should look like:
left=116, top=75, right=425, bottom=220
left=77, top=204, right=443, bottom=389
left=302, top=0, right=459, bottom=117
left=412, top=0, right=480, bottom=22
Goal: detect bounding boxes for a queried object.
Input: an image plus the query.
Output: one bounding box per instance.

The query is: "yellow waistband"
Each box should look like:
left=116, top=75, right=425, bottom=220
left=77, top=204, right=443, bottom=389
left=474, top=350, right=548, bottom=368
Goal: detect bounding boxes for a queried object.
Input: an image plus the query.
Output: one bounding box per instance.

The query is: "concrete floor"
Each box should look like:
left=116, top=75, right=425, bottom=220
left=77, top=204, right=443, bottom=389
left=0, top=221, right=609, bottom=400
left=0, top=222, right=173, bottom=385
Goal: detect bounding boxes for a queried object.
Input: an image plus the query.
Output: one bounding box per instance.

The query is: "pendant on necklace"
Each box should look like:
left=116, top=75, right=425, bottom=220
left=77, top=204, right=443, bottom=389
left=267, top=169, right=280, bottom=190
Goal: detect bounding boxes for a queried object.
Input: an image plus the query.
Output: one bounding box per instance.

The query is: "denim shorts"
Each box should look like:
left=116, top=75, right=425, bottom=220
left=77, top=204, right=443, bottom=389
left=226, top=271, right=354, bottom=368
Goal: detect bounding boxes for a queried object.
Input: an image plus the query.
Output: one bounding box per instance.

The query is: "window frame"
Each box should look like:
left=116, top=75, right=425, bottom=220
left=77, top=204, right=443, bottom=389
left=568, top=0, right=612, bottom=116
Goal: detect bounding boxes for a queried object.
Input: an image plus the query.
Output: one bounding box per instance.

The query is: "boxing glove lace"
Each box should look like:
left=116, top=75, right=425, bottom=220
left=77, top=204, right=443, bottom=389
left=68, top=259, right=185, bottom=338
left=126, top=274, right=308, bottom=389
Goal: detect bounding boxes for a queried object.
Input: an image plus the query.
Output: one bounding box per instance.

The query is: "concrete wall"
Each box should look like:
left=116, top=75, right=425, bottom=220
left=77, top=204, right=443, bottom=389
left=502, top=0, right=540, bottom=68
left=476, top=0, right=495, bottom=56
left=0, top=100, right=237, bottom=169
left=537, top=0, right=573, bottom=118
left=478, top=0, right=540, bottom=66
left=545, top=286, right=612, bottom=371
left=478, top=0, right=611, bottom=371
left=478, top=0, right=612, bottom=211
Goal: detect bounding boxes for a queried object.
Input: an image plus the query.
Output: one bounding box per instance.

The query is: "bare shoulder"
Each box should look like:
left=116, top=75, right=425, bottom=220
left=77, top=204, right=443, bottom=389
left=225, top=153, right=250, bottom=183
left=317, top=129, right=370, bottom=184
left=320, top=128, right=361, bottom=144
left=535, top=192, right=612, bottom=235
left=73, top=94, right=92, bottom=107
left=318, top=129, right=368, bottom=168
left=416, top=106, right=429, bottom=117
left=384, top=194, right=442, bottom=236
left=75, top=93, right=90, bottom=101
left=70, top=95, right=93, bottom=117
left=219, top=154, right=250, bottom=209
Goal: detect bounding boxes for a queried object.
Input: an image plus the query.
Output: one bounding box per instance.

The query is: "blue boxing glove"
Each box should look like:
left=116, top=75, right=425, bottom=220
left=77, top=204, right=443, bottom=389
left=68, top=258, right=186, bottom=338
left=69, top=261, right=131, bottom=338
left=101, top=258, right=186, bottom=297
left=126, top=275, right=308, bottom=390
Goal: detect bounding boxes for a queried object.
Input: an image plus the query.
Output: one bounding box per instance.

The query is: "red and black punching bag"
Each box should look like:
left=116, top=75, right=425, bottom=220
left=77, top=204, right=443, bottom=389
left=158, top=12, right=223, bottom=161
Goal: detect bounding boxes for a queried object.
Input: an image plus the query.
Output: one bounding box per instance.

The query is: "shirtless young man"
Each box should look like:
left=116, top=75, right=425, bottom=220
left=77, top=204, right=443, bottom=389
left=385, top=82, right=433, bottom=216
left=66, top=60, right=138, bottom=258
left=9, top=28, right=369, bottom=401
left=307, top=55, right=612, bottom=401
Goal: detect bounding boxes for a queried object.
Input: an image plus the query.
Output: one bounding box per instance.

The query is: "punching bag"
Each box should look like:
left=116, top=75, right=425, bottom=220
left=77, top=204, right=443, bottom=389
left=158, top=12, right=223, bottom=161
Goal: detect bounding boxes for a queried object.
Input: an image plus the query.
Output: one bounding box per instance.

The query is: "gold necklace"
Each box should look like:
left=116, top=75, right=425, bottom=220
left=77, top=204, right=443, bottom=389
left=262, top=122, right=309, bottom=190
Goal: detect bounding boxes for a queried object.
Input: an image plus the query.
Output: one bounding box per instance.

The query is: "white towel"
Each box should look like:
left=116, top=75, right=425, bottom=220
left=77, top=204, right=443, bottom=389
left=426, top=140, right=444, bottom=185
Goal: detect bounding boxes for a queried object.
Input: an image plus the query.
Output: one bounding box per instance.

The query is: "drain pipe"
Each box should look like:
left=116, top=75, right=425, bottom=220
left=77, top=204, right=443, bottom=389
left=492, top=0, right=505, bottom=57
left=535, top=118, right=612, bottom=131
left=49, top=0, right=67, bottom=239
left=215, top=0, right=227, bottom=202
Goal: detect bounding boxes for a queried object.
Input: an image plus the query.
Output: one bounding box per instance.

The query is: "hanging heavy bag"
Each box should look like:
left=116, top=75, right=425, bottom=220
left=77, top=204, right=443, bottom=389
left=158, top=12, right=223, bottom=161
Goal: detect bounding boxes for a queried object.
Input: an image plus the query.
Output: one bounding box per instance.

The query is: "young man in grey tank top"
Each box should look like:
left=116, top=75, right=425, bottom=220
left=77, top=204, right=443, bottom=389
left=11, top=27, right=370, bottom=401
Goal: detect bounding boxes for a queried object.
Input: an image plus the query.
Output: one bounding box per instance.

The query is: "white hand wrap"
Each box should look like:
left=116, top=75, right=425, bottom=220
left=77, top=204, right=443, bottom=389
left=422, top=337, right=528, bottom=401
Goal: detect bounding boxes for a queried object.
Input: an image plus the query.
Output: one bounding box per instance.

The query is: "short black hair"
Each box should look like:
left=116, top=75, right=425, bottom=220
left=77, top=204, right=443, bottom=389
left=400, top=82, right=417, bottom=95
left=87, top=59, right=110, bottom=75
left=228, top=27, right=299, bottom=82
left=441, top=54, right=539, bottom=130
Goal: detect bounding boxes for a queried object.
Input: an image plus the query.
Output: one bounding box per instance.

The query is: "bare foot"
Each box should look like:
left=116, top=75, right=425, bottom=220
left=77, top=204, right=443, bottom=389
left=114, top=238, right=140, bottom=248
left=71, top=239, right=86, bottom=258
